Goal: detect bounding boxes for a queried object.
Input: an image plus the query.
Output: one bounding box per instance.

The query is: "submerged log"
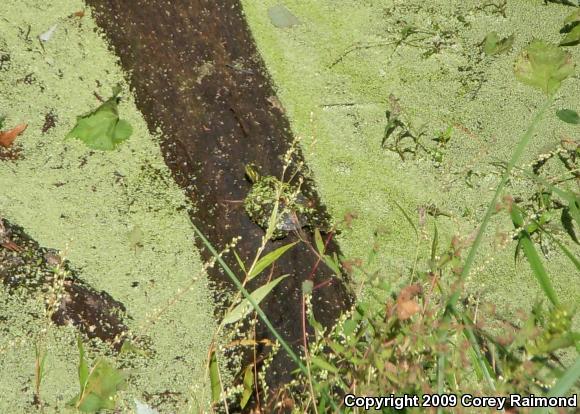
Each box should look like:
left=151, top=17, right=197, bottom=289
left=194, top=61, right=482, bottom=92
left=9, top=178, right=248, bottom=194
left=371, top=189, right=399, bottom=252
left=0, top=217, right=127, bottom=348
left=86, top=0, right=352, bottom=405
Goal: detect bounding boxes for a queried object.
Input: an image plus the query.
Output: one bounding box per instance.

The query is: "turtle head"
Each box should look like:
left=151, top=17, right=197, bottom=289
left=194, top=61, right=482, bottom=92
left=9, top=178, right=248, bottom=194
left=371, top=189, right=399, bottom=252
left=244, top=163, right=261, bottom=183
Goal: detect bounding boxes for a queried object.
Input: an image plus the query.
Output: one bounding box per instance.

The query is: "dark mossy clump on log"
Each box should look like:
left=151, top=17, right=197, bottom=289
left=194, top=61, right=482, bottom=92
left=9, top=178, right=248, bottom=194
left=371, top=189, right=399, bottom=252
left=0, top=217, right=128, bottom=348
left=85, top=0, right=352, bottom=403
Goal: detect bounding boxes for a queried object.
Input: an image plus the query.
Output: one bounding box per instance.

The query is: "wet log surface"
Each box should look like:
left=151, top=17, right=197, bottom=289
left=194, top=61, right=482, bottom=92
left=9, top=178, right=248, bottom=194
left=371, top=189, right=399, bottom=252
left=0, top=218, right=128, bottom=349
left=85, top=0, right=352, bottom=404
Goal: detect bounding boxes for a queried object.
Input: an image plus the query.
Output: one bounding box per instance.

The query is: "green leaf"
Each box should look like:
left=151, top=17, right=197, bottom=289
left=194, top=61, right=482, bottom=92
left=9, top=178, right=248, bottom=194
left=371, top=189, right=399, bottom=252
left=556, top=109, right=580, bottom=124
left=547, top=0, right=579, bottom=6
left=483, top=32, right=514, bottom=55
left=323, top=253, right=341, bottom=275
left=233, top=250, right=246, bottom=274
left=240, top=365, right=254, bottom=409
left=310, top=356, right=339, bottom=374
left=209, top=350, right=221, bottom=403
left=514, top=40, right=575, bottom=95
left=222, top=275, right=289, bottom=325
left=302, top=279, right=314, bottom=295
left=247, top=242, right=297, bottom=280
left=510, top=206, right=559, bottom=306
left=77, top=337, right=89, bottom=394
left=561, top=24, right=580, bottom=46
left=314, top=228, right=325, bottom=255
left=69, top=359, right=126, bottom=412
left=66, top=86, right=133, bottom=150
left=564, top=8, right=580, bottom=26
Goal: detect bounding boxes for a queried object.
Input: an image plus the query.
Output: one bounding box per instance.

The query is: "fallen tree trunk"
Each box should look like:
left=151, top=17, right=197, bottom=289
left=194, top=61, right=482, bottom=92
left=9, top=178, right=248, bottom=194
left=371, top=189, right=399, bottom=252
left=0, top=217, right=128, bottom=348
left=85, top=0, right=352, bottom=407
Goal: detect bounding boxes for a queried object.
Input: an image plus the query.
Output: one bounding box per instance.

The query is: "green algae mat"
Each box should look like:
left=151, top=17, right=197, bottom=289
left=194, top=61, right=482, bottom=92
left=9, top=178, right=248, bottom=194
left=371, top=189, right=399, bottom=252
left=1, top=0, right=579, bottom=412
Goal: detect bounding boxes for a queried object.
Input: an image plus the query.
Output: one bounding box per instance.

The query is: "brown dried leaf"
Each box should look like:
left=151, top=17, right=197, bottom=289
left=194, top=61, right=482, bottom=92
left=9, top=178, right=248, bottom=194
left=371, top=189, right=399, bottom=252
left=396, top=284, right=422, bottom=320
left=397, top=299, right=420, bottom=320
left=0, top=123, right=27, bottom=147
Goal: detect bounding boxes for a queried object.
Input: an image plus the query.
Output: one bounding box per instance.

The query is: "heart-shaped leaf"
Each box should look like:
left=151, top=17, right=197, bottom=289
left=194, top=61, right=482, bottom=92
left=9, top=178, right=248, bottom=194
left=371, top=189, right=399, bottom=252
left=514, top=40, right=575, bottom=95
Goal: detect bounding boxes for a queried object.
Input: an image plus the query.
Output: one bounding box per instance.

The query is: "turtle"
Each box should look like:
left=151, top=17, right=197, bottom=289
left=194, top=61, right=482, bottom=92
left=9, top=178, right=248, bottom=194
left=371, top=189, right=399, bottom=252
left=243, top=163, right=317, bottom=240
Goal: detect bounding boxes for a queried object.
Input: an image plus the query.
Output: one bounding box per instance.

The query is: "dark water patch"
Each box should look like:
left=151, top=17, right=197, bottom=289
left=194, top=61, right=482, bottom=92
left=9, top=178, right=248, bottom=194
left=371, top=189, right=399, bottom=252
left=85, top=0, right=352, bottom=404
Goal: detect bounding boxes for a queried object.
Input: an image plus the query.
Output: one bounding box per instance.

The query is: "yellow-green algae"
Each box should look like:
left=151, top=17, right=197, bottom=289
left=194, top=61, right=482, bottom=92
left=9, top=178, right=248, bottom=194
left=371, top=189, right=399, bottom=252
left=241, top=0, right=579, bottom=329
left=0, top=1, right=216, bottom=412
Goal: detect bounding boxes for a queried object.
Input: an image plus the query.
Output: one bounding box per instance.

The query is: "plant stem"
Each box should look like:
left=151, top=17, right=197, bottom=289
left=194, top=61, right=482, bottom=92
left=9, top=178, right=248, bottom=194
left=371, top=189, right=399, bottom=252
left=190, top=223, right=310, bottom=377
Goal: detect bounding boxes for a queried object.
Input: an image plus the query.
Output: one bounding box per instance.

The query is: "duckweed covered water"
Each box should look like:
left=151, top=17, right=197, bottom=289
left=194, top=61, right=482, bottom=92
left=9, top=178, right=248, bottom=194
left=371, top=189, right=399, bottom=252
left=0, top=1, right=216, bottom=411
left=241, top=0, right=579, bottom=322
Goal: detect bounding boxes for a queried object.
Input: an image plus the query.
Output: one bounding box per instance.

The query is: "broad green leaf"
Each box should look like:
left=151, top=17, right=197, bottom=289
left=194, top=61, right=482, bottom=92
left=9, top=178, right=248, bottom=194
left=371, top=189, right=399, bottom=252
left=311, top=356, right=339, bottom=374
left=483, top=32, right=514, bottom=55
left=556, top=109, right=580, bottom=124
left=70, top=359, right=126, bottom=412
left=222, top=275, right=289, bottom=324
left=560, top=24, right=580, bottom=46
left=209, top=350, right=221, bottom=403
left=248, top=242, right=297, bottom=280
left=240, top=365, right=254, bottom=409
left=66, top=86, right=133, bottom=150
left=514, top=40, right=574, bottom=95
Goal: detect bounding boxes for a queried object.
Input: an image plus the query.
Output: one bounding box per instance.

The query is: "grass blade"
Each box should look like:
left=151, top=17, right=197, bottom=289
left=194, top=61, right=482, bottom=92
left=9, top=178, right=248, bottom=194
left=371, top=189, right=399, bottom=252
left=449, top=97, right=552, bottom=310
left=532, top=356, right=580, bottom=414
left=393, top=200, right=417, bottom=236
left=511, top=206, right=559, bottom=306
left=538, top=225, right=580, bottom=272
